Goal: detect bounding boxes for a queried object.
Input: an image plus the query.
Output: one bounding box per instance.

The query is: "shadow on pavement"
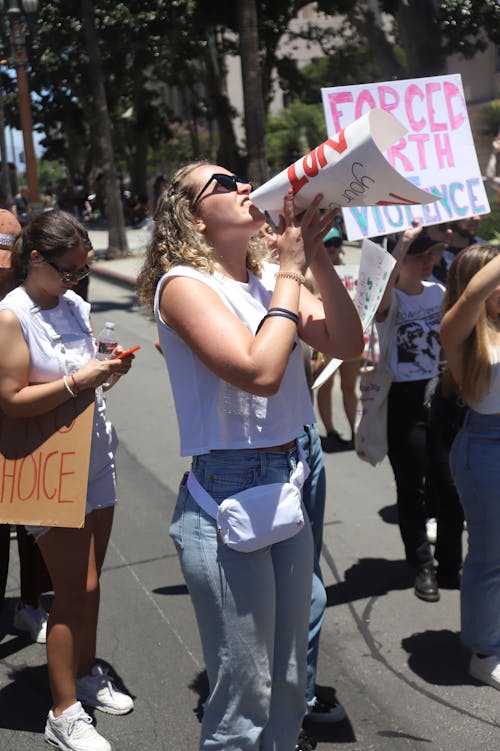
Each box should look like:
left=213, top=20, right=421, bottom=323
left=153, top=584, right=189, bottom=596
left=0, top=662, right=49, bottom=732
left=189, top=670, right=209, bottom=724
left=326, top=557, right=412, bottom=607
left=378, top=503, right=399, bottom=525
left=401, top=629, right=472, bottom=686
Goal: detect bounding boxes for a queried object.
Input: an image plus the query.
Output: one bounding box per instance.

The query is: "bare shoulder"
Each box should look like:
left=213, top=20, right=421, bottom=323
left=0, top=307, right=23, bottom=331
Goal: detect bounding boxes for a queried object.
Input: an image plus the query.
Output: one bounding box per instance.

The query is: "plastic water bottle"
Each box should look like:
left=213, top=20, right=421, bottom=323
left=96, top=321, right=117, bottom=360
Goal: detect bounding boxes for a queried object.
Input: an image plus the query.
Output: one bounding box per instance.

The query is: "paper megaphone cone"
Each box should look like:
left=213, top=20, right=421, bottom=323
left=250, top=108, right=438, bottom=219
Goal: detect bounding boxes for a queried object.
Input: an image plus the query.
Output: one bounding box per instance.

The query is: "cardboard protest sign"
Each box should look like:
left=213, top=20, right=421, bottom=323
left=0, top=389, right=94, bottom=527
left=250, top=108, right=438, bottom=222
left=322, top=74, right=490, bottom=239
left=312, top=239, right=395, bottom=389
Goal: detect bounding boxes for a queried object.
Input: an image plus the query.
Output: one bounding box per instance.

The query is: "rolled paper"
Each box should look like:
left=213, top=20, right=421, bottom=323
left=250, top=108, right=438, bottom=220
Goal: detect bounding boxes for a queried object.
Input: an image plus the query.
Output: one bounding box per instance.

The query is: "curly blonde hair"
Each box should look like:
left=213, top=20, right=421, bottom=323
left=137, top=162, right=267, bottom=317
left=442, top=243, right=500, bottom=403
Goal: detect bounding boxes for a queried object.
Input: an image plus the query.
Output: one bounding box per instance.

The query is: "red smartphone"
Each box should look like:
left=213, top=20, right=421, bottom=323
left=115, top=345, right=141, bottom=359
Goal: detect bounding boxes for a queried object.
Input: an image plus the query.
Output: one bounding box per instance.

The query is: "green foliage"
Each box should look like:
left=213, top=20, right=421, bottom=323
left=438, top=0, right=500, bottom=54
left=148, top=121, right=213, bottom=176
left=479, top=206, right=500, bottom=244
left=480, top=100, right=500, bottom=137
left=37, top=159, right=66, bottom=191
left=266, top=101, right=327, bottom=171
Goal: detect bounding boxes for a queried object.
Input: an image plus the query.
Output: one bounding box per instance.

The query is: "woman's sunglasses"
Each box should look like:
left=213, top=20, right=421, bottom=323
left=193, top=173, right=251, bottom=208
left=41, top=255, right=90, bottom=283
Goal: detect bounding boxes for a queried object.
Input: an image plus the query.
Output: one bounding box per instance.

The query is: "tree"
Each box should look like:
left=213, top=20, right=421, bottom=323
left=237, top=0, right=268, bottom=184
left=81, top=0, right=128, bottom=258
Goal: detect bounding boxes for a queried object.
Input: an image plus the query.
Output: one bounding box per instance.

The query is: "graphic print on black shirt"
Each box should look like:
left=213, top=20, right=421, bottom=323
left=395, top=306, right=441, bottom=379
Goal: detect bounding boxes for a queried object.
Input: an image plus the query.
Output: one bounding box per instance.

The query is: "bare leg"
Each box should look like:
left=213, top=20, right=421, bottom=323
left=317, top=374, right=335, bottom=434
left=339, top=359, right=361, bottom=439
left=36, top=506, right=114, bottom=716
left=77, top=506, right=114, bottom=677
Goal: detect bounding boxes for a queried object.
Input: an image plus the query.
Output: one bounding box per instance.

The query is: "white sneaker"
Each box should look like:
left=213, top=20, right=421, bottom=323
left=76, top=664, right=134, bottom=715
left=13, top=601, right=48, bottom=644
left=425, top=517, right=437, bottom=545
left=469, top=653, right=500, bottom=690
left=45, top=701, right=111, bottom=751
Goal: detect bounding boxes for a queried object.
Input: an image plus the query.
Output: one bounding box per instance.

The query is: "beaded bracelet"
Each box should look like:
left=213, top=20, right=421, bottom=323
left=276, top=270, right=305, bottom=285
left=63, top=375, right=77, bottom=398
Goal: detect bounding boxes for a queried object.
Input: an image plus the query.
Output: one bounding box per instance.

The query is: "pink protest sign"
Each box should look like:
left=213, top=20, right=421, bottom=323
left=321, top=74, right=490, bottom=239
left=250, top=109, right=437, bottom=223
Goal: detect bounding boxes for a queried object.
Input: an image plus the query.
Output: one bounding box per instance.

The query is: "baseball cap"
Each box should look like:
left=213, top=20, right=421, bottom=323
left=0, top=210, right=21, bottom=269
left=406, top=233, right=444, bottom=255
left=323, top=226, right=342, bottom=244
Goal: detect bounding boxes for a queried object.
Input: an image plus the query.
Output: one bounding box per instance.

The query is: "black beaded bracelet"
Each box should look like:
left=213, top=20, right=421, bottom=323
left=267, top=307, right=299, bottom=325
left=256, top=310, right=299, bottom=335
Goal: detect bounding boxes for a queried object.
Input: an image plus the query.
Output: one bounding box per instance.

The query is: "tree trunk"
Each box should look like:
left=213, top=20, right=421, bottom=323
left=130, top=57, right=148, bottom=198
left=397, top=0, right=446, bottom=76
left=237, top=0, right=268, bottom=187
left=0, top=92, right=12, bottom=204
left=81, top=0, right=128, bottom=258
left=203, top=34, right=242, bottom=171
left=353, top=1, right=404, bottom=80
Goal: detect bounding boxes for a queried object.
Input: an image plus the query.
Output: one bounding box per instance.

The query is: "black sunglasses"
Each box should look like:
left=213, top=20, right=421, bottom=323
left=193, top=173, right=251, bottom=208
left=41, top=255, right=90, bottom=284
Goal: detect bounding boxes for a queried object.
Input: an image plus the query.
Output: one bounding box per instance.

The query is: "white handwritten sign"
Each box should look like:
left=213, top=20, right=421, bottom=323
left=321, top=74, right=490, bottom=239
left=250, top=108, right=437, bottom=221
left=312, top=239, right=395, bottom=389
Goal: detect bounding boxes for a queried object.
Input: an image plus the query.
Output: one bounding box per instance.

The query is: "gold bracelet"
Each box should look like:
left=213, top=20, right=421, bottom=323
left=276, top=270, right=305, bottom=285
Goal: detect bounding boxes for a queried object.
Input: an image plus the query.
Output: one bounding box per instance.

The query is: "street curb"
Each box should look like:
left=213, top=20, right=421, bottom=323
left=91, top=264, right=137, bottom=290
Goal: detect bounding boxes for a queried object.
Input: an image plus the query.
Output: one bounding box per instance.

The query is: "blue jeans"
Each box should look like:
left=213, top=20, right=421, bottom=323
left=170, top=446, right=314, bottom=751
left=298, top=425, right=327, bottom=707
left=450, top=410, right=500, bottom=656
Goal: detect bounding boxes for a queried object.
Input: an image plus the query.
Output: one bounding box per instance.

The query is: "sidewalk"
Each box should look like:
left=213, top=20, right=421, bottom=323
left=88, top=226, right=151, bottom=288
left=88, top=226, right=362, bottom=290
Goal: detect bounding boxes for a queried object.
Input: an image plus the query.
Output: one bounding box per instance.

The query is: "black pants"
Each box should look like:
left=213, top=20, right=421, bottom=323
left=0, top=524, right=51, bottom=610
left=426, top=380, right=465, bottom=576
left=387, top=380, right=434, bottom=571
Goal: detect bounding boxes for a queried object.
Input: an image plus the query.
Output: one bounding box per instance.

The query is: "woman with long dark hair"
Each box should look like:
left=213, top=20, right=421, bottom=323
left=0, top=210, right=136, bottom=751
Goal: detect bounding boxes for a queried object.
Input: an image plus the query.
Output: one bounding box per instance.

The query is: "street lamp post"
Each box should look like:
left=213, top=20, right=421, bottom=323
left=1, top=0, right=39, bottom=203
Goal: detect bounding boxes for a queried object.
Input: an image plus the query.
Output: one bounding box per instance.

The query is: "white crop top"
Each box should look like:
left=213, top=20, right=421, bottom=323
left=154, top=263, right=315, bottom=456
left=468, top=345, right=500, bottom=414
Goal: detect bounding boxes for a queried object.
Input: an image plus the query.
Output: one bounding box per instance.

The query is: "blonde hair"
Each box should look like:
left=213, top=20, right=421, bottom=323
left=137, top=162, right=266, bottom=316
left=442, top=243, right=500, bottom=403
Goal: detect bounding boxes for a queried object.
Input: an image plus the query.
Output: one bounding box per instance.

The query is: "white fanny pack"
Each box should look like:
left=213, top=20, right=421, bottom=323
left=187, top=444, right=309, bottom=553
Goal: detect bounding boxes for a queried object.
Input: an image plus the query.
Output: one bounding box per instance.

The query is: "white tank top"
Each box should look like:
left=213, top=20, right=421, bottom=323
left=468, top=345, right=500, bottom=414
left=0, top=287, right=114, bottom=477
left=154, top=263, right=315, bottom=456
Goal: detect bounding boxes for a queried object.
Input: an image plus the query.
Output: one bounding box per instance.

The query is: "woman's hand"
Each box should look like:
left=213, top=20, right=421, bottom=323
left=73, top=354, right=133, bottom=392
left=275, top=191, right=338, bottom=274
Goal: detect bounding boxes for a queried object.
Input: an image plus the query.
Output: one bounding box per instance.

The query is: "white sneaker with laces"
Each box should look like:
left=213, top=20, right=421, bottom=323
left=76, top=664, right=134, bottom=715
left=13, top=601, right=48, bottom=643
left=306, top=696, right=347, bottom=723
left=469, top=653, right=500, bottom=690
left=425, top=517, right=437, bottom=545
left=45, top=701, right=111, bottom=751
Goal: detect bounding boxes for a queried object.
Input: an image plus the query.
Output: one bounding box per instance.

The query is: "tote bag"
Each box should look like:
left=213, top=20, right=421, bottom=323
left=355, top=299, right=398, bottom=466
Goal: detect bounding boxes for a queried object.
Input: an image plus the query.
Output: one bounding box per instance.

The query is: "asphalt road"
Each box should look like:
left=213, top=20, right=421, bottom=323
left=0, top=274, right=498, bottom=751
